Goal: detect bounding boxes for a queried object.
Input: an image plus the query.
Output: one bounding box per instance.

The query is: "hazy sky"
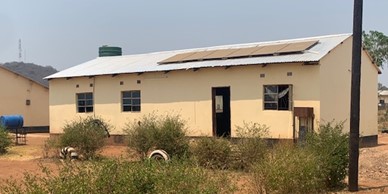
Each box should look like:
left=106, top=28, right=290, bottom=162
left=1, top=0, right=388, bottom=84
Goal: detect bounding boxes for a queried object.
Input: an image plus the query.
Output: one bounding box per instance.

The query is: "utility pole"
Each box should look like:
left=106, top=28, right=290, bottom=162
left=349, top=0, right=363, bottom=192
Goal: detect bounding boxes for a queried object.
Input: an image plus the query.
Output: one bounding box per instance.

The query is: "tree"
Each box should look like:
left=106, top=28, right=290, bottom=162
left=362, top=30, right=388, bottom=68
left=378, top=83, right=388, bottom=90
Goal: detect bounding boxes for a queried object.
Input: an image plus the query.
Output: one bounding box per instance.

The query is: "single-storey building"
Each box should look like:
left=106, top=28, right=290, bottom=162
left=378, top=90, right=388, bottom=109
left=47, top=34, right=380, bottom=145
left=0, top=64, right=50, bottom=132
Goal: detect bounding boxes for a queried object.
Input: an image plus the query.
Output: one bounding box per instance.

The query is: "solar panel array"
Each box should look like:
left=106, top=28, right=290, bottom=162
left=158, top=40, right=318, bottom=64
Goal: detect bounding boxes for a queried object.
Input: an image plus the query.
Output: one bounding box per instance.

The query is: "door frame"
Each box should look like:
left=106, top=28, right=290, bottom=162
left=211, top=86, right=231, bottom=137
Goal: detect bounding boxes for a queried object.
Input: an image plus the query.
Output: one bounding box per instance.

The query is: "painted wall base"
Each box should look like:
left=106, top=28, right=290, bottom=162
left=7, top=126, right=49, bottom=133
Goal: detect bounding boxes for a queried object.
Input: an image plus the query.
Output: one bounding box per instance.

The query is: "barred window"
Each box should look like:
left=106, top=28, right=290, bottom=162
left=263, top=85, right=292, bottom=110
left=122, top=90, right=141, bottom=112
left=77, top=92, right=93, bottom=113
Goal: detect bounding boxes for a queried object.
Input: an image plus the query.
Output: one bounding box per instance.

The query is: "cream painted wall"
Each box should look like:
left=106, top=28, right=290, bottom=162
left=49, top=63, right=321, bottom=139
left=360, top=49, right=379, bottom=136
left=319, top=37, right=378, bottom=136
left=50, top=39, right=378, bottom=139
left=49, top=77, right=94, bottom=132
left=319, top=38, right=352, bottom=130
left=0, top=67, right=49, bottom=127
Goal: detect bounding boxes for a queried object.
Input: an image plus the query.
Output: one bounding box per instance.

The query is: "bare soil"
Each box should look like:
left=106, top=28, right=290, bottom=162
left=355, top=133, right=388, bottom=193
left=1, top=133, right=388, bottom=193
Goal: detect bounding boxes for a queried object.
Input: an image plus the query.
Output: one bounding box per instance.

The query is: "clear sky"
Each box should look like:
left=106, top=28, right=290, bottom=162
left=1, top=0, right=388, bottom=84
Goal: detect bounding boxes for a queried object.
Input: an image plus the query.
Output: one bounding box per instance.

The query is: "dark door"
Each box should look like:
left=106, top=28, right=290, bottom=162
left=212, top=87, right=231, bottom=137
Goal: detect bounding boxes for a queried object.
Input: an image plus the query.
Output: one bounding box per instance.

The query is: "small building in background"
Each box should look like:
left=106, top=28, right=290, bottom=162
left=47, top=34, right=380, bottom=146
left=378, top=90, right=388, bottom=109
left=0, top=63, right=54, bottom=132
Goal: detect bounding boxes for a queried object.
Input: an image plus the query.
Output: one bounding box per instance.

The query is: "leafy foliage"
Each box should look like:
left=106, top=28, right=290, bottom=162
left=305, top=121, right=349, bottom=189
left=125, top=114, right=157, bottom=158
left=153, top=115, right=189, bottom=158
left=233, top=122, right=268, bottom=170
left=378, top=83, right=388, bottom=90
left=59, top=117, right=111, bottom=159
left=362, top=30, right=388, bottom=68
left=251, top=121, right=348, bottom=192
left=192, top=137, right=232, bottom=170
left=251, top=143, right=324, bottom=194
left=0, top=159, right=235, bottom=194
left=0, top=126, right=12, bottom=154
left=124, top=114, right=189, bottom=159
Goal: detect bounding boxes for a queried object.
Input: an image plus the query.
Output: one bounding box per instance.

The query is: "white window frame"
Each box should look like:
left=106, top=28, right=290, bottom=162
left=122, top=90, right=141, bottom=112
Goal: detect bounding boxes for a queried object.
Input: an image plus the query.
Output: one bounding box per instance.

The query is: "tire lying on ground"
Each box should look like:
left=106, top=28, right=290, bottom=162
left=60, top=146, right=79, bottom=160
left=148, top=149, right=170, bottom=161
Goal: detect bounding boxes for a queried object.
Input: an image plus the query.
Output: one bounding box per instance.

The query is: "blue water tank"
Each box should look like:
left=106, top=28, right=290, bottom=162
left=0, top=115, right=24, bottom=129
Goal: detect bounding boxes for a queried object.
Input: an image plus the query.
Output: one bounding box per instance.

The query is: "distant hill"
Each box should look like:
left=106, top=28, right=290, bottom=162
left=1, top=62, right=58, bottom=88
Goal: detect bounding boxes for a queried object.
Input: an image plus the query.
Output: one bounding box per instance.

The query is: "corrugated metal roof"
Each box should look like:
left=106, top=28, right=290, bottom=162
left=46, top=34, right=352, bottom=79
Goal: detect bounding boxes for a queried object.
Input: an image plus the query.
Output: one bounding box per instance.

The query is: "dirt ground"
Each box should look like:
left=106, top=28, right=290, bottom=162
left=0, top=133, right=388, bottom=193
left=356, top=133, right=388, bottom=193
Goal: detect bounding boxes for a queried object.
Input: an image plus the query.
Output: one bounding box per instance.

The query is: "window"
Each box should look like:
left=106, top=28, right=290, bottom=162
left=77, top=93, right=93, bottom=113
left=122, top=90, right=141, bottom=112
left=263, top=85, right=292, bottom=110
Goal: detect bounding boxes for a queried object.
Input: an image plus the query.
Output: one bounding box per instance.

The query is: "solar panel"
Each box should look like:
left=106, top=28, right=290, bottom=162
left=226, top=47, right=262, bottom=58
left=182, top=50, right=216, bottom=61
left=158, top=40, right=319, bottom=64
left=278, top=40, right=318, bottom=53
left=158, top=52, right=196, bottom=64
left=250, top=43, right=288, bottom=56
left=202, top=48, right=240, bottom=60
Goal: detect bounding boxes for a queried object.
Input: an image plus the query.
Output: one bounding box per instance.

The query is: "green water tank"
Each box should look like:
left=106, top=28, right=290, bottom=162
left=99, top=46, right=122, bottom=57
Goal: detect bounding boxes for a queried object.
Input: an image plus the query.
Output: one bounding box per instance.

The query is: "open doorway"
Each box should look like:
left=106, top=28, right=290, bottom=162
left=212, top=87, right=231, bottom=137
left=294, top=107, right=314, bottom=142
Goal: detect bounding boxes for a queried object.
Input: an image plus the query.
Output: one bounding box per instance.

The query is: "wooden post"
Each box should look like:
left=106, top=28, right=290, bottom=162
left=349, top=0, right=363, bottom=191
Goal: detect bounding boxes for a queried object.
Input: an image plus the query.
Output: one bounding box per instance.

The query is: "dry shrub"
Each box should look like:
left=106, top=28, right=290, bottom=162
left=233, top=122, right=268, bottom=170
left=42, top=137, right=60, bottom=158
left=305, top=121, right=348, bottom=189
left=124, top=114, right=189, bottom=159
left=0, top=126, right=12, bottom=154
left=59, top=117, right=111, bottom=159
left=0, top=159, right=236, bottom=194
left=191, top=137, right=232, bottom=170
left=251, top=143, right=324, bottom=194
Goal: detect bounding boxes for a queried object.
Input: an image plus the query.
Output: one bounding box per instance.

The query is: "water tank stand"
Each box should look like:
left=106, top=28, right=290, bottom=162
left=15, top=128, right=27, bottom=145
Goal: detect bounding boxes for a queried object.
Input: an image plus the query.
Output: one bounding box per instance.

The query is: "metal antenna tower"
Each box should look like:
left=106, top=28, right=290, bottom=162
left=18, top=39, right=22, bottom=62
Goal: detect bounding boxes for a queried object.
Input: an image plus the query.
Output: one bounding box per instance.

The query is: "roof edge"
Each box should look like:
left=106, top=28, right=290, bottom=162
left=0, top=66, right=49, bottom=89
left=46, top=60, right=320, bottom=80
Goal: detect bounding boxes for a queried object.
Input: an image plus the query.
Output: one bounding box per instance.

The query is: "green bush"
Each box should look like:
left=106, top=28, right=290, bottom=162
left=192, top=137, right=232, bottom=170
left=0, top=126, right=12, bottom=154
left=0, top=159, right=236, bottom=194
left=124, top=114, right=189, bottom=159
left=233, top=122, right=268, bottom=171
left=251, top=143, right=324, bottom=194
left=305, top=121, right=349, bottom=189
left=125, top=114, right=158, bottom=158
left=59, top=117, right=111, bottom=159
